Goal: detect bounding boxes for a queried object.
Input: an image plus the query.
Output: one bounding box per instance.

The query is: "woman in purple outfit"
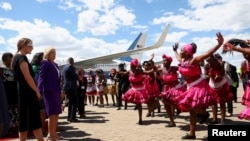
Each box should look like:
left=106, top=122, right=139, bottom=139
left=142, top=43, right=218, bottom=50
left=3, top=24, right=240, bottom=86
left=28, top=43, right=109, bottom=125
left=38, top=47, right=62, bottom=141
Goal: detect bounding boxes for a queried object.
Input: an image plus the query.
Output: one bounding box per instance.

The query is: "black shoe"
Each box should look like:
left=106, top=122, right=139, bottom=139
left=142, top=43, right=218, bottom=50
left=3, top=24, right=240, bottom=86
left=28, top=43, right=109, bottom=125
left=165, top=122, right=176, bottom=127
left=124, top=103, right=127, bottom=110
left=209, top=120, right=218, bottom=125
left=80, top=114, right=86, bottom=118
left=69, top=118, right=79, bottom=123
left=137, top=120, right=143, bottom=125
left=176, top=109, right=181, bottom=116
left=146, top=113, right=151, bottom=117
left=199, top=112, right=210, bottom=124
left=181, top=134, right=196, bottom=140
left=117, top=107, right=121, bottom=110
left=134, top=106, right=138, bottom=110
left=158, top=105, right=161, bottom=113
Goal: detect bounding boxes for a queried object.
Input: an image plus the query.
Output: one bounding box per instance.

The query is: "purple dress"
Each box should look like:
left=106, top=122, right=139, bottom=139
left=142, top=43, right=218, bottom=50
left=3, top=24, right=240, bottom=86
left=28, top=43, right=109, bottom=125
left=38, top=60, right=62, bottom=116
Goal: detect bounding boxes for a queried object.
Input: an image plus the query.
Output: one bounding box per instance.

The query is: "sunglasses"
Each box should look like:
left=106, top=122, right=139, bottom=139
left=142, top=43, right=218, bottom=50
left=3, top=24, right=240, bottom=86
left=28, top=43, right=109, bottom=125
left=27, top=43, right=33, bottom=48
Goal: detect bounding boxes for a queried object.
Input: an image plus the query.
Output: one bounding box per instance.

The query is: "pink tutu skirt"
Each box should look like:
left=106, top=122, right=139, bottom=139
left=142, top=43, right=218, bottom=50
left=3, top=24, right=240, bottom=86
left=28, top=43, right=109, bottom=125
left=209, top=81, right=233, bottom=104
left=161, top=83, right=186, bottom=103
left=242, top=83, right=250, bottom=106
left=122, top=86, right=149, bottom=104
left=173, top=78, right=214, bottom=112
left=144, top=80, right=160, bottom=100
left=238, top=107, right=250, bottom=121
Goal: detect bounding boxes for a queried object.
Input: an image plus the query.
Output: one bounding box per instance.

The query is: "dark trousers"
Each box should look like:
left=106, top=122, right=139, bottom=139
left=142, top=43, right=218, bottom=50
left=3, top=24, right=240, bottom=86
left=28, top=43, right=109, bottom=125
left=78, top=91, right=86, bottom=115
left=227, top=86, right=237, bottom=113
left=117, top=87, right=123, bottom=107
left=66, top=88, right=78, bottom=120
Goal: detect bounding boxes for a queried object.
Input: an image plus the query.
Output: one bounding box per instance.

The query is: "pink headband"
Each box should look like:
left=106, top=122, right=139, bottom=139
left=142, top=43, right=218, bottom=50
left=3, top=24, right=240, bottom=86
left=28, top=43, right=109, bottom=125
left=183, top=44, right=193, bottom=56
left=131, top=59, right=139, bottom=67
left=162, top=54, right=172, bottom=63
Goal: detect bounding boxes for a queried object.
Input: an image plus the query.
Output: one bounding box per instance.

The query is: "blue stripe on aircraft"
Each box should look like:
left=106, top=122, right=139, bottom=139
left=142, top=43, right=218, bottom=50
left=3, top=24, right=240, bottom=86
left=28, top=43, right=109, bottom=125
left=118, top=32, right=142, bottom=62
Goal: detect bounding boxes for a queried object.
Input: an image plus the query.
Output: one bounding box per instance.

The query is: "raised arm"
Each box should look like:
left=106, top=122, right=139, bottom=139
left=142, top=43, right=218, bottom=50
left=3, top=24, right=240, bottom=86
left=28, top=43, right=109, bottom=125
left=223, top=42, right=250, bottom=55
left=173, top=42, right=182, bottom=62
left=148, top=53, right=154, bottom=61
left=192, top=32, right=224, bottom=63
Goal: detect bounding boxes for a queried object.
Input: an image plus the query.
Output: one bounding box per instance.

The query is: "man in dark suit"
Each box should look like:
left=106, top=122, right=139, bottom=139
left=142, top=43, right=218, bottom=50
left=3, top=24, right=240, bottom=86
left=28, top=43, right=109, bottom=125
left=62, top=57, right=79, bottom=122
left=116, top=63, right=130, bottom=110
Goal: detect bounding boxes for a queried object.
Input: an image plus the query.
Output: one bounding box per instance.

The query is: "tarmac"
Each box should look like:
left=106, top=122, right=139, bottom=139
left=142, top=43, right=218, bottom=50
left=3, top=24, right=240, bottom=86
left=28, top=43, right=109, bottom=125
left=9, top=83, right=250, bottom=141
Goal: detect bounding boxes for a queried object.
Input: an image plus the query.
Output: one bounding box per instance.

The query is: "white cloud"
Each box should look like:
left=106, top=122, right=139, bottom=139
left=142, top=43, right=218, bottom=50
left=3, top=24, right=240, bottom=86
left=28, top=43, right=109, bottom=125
left=77, top=4, right=136, bottom=36
left=58, top=0, right=82, bottom=11
left=0, top=2, right=12, bottom=11
left=152, top=0, right=250, bottom=32
left=0, top=18, right=132, bottom=62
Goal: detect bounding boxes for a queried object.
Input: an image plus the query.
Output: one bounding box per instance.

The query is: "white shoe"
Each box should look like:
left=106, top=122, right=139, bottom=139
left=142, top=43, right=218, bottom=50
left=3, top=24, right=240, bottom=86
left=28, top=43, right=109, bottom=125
left=226, top=113, right=232, bottom=117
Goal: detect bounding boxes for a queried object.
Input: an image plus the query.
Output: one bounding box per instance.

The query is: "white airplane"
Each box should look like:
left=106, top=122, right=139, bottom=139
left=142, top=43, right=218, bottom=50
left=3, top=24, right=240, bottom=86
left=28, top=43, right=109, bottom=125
left=60, top=24, right=170, bottom=70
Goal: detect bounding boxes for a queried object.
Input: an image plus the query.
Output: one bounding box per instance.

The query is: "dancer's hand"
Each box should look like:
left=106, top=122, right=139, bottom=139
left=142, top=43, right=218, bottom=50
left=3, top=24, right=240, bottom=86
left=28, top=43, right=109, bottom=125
left=173, top=42, right=179, bottom=51
left=216, top=32, right=224, bottom=46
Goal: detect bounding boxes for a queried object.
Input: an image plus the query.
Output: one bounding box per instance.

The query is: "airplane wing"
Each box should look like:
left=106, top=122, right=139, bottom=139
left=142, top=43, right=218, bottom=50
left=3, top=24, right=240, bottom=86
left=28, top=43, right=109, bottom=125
left=60, top=24, right=170, bottom=69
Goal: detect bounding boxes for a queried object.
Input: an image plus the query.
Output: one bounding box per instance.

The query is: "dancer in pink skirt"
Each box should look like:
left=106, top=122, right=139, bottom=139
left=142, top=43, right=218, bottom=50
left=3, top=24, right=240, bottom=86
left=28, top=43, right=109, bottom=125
left=142, top=59, right=160, bottom=118
left=204, top=55, right=233, bottom=124
left=121, top=59, right=149, bottom=125
left=173, top=32, right=224, bottom=139
left=159, top=54, right=186, bottom=127
left=223, top=39, right=250, bottom=120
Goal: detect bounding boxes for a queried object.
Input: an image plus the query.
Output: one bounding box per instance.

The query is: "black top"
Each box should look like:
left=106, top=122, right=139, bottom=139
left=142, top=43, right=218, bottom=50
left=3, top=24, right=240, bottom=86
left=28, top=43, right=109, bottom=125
left=12, top=54, right=35, bottom=94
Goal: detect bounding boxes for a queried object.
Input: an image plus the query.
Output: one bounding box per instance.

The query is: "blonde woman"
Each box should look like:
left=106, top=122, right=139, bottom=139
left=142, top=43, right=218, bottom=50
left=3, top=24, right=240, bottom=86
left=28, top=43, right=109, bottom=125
left=38, top=47, right=62, bottom=140
left=11, top=38, right=44, bottom=141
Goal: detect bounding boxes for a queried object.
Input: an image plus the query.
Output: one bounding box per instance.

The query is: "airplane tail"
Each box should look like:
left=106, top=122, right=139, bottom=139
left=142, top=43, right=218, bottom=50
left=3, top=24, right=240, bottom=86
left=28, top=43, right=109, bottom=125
left=120, top=24, right=170, bottom=63
left=118, top=33, right=146, bottom=63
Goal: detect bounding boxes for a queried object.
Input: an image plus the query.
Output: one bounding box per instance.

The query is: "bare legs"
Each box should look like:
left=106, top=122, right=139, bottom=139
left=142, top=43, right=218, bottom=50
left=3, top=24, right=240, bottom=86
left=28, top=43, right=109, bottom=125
left=19, top=128, right=44, bottom=141
left=163, top=100, right=176, bottom=127
left=40, top=111, right=47, bottom=134
left=88, top=95, right=95, bottom=106
left=103, top=94, right=109, bottom=106
left=182, top=108, right=208, bottom=139
left=146, top=99, right=155, bottom=117
left=111, top=94, right=117, bottom=106
left=189, top=110, right=197, bottom=137
left=47, top=115, right=60, bottom=140
left=211, top=103, right=226, bottom=124
left=137, top=104, right=143, bottom=125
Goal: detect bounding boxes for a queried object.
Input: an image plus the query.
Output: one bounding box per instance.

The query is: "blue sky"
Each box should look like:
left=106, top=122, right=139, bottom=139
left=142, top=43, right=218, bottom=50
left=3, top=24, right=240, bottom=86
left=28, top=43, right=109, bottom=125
left=0, top=0, right=250, bottom=68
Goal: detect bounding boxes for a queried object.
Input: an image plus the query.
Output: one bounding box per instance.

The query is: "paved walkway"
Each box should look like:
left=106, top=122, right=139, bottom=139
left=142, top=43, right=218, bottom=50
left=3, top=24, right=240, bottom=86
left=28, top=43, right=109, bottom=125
left=10, top=84, right=250, bottom=141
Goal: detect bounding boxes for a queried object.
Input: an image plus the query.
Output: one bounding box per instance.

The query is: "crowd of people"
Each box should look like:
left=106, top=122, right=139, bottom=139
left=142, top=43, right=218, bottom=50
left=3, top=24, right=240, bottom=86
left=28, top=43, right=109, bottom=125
left=1, top=33, right=250, bottom=140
